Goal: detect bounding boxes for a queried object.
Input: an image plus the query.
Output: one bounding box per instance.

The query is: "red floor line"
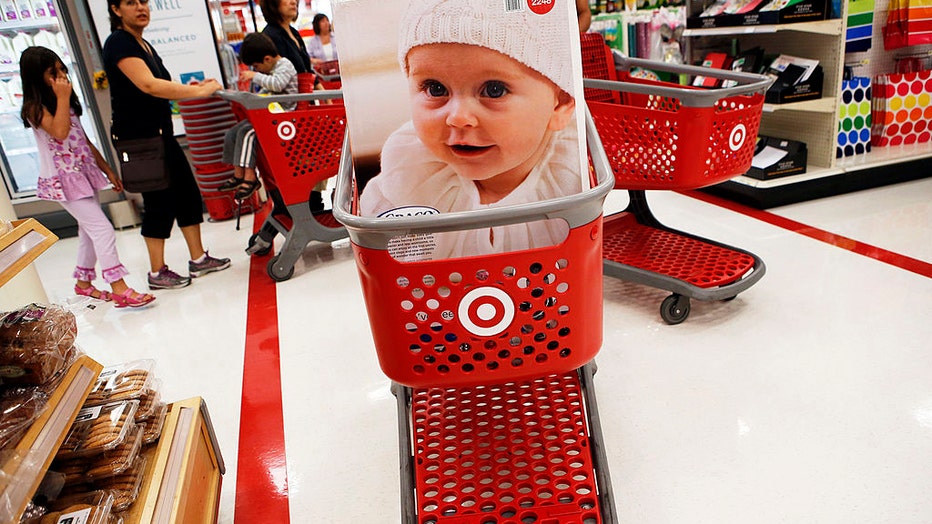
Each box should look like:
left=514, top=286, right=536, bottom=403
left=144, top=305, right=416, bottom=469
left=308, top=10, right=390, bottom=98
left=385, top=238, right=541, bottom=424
left=234, top=203, right=291, bottom=524
left=682, top=190, right=932, bottom=279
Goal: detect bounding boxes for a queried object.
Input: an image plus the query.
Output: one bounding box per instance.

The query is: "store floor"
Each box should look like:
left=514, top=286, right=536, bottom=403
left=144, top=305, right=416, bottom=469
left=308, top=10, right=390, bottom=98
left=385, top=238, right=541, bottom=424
left=32, top=178, right=932, bottom=524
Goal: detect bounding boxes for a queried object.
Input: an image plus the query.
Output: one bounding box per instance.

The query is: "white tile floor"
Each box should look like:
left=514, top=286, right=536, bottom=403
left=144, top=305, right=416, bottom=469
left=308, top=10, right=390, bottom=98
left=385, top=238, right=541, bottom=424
left=30, top=177, right=932, bottom=523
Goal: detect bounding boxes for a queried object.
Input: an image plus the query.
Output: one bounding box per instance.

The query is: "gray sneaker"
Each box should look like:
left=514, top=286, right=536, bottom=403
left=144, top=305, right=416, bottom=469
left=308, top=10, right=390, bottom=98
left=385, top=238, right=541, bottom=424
left=148, top=265, right=191, bottom=290
left=189, top=251, right=231, bottom=278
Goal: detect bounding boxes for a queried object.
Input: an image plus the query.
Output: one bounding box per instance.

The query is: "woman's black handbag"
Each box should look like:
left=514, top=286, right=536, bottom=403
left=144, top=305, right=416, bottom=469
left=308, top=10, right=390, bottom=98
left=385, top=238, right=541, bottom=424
left=112, top=134, right=171, bottom=193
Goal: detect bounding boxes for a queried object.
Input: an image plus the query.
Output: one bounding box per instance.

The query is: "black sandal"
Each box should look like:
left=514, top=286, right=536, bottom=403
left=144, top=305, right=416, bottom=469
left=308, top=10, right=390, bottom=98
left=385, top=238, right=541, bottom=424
left=234, top=178, right=261, bottom=200
left=218, top=176, right=244, bottom=192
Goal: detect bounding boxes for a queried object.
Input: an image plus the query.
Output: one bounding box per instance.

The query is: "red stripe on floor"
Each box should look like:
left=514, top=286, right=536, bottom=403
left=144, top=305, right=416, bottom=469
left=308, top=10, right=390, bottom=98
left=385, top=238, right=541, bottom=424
left=235, top=203, right=291, bottom=523
left=683, top=190, right=932, bottom=279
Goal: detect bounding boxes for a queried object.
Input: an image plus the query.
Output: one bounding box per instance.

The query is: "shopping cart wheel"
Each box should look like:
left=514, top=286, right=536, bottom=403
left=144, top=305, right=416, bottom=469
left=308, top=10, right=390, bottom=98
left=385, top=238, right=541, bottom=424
left=247, top=232, right=272, bottom=256
left=660, top=294, right=690, bottom=325
left=267, top=255, right=295, bottom=282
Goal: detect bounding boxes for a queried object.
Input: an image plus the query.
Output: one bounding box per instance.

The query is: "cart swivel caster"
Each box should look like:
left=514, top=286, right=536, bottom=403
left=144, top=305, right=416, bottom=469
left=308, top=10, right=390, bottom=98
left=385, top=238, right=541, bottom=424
left=267, top=255, right=295, bottom=282
left=660, top=294, right=690, bottom=325
left=246, top=232, right=272, bottom=256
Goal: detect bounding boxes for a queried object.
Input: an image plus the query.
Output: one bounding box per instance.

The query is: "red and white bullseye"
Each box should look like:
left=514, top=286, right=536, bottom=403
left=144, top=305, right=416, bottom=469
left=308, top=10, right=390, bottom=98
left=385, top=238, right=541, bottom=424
left=729, top=123, right=747, bottom=151
left=277, top=121, right=296, bottom=141
left=458, top=287, right=515, bottom=336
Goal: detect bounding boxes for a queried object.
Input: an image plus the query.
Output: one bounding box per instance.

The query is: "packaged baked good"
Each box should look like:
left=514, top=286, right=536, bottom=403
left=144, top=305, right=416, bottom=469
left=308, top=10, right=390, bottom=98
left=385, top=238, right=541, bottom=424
left=51, top=456, right=89, bottom=486
left=84, top=422, right=144, bottom=481
left=108, top=513, right=124, bottom=524
left=142, top=402, right=168, bottom=445
left=0, top=389, right=46, bottom=450
left=85, top=360, right=155, bottom=405
left=0, top=304, right=77, bottom=386
left=23, top=490, right=114, bottom=524
left=57, top=400, right=138, bottom=458
left=93, top=455, right=147, bottom=512
left=134, top=379, right=162, bottom=422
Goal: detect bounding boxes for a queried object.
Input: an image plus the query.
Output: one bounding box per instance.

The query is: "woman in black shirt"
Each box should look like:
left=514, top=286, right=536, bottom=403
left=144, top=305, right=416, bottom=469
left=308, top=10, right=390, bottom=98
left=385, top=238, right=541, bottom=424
left=260, top=0, right=311, bottom=73
left=103, top=0, right=231, bottom=290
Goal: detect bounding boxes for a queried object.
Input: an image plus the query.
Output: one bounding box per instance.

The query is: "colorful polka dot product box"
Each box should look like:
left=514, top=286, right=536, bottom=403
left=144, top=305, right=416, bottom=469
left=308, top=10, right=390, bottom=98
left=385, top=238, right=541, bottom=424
left=870, top=69, right=932, bottom=147
left=837, top=77, right=872, bottom=158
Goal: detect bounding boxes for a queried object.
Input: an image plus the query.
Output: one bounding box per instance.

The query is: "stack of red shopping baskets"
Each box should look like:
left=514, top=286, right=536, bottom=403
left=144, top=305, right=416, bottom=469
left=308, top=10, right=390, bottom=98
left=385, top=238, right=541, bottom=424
left=177, top=97, right=260, bottom=221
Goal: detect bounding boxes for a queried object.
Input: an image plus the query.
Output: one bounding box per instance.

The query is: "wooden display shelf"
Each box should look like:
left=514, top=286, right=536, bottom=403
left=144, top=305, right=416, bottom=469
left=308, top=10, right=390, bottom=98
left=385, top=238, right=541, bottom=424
left=0, top=218, right=58, bottom=287
left=0, top=354, right=103, bottom=523
left=123, top=397, right=225, bottom=524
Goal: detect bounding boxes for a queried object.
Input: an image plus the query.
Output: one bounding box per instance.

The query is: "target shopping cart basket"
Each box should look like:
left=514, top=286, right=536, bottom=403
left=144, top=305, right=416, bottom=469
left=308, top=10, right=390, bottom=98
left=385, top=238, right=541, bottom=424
left=333, top=114, right=619, bottom=524
left=218, top=90, right=348, bottom=282
left=581, top=34, right=773, bottom=324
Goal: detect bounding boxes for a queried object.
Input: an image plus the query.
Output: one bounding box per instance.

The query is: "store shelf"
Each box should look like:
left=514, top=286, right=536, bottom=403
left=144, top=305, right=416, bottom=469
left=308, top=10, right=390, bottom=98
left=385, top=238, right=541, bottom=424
left=0, top=19, right=59, bottom=32
left=123, top=397, right=225, bottom=524
left=0, top=354, right=103, bottom=523
left=763, top=96, right=838, bottom=113
left=683, top=18, right=844, bottom=37
left=0, top=218, right=58, bottom=287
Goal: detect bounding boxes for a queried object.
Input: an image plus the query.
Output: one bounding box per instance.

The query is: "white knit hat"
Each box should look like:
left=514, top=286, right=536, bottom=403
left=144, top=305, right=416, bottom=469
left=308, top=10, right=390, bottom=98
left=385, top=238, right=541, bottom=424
left=398, top=0, right=574, bottom=96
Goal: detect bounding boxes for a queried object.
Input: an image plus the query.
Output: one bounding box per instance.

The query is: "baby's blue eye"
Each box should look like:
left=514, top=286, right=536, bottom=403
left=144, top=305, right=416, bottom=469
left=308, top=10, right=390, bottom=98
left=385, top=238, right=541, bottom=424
left=481, top=81, right=507, bottom=98
left=423, top=81, right=447, bottom=97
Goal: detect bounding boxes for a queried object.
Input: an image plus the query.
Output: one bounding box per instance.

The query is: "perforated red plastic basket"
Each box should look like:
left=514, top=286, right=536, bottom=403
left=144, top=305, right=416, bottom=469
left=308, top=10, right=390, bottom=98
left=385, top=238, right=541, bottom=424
left=223, top=91, right=346, bottom=207
left=334, top=118, right=615, bottom=388
left=583, top=53, right=772, bottom=191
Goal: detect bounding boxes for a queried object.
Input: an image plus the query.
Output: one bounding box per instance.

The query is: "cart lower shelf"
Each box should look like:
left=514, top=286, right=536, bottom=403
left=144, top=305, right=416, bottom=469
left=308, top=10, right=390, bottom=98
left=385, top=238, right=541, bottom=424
left=601, top=190, right=766, bottom=324
left=396, top=363, right=616, bottom=524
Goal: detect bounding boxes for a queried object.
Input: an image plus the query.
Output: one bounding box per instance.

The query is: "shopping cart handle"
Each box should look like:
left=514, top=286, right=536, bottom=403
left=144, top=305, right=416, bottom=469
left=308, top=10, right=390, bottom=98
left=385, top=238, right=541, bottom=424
left=584, top=52, right=774, bottom=107
left=215, top=89, right=343, bottom=109
left=332, top=109, right=615, bottom=250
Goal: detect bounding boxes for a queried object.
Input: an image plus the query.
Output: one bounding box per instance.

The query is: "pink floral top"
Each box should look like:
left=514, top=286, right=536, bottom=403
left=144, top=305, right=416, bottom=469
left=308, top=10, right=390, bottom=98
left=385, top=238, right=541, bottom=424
left=32, top=111, right=110, bottom=201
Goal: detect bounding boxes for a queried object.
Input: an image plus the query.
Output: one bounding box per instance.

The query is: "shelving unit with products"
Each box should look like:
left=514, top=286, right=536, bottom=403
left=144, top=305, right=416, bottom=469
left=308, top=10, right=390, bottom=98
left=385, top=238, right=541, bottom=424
left=683, top=0, right=932, bottom=207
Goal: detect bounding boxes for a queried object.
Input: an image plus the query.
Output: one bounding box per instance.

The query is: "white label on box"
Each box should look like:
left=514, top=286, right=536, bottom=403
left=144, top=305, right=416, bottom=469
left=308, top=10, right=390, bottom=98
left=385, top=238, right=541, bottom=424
left=751, top=145, right=788, bottom=169
left=74, top=404, right=103, bottom=423
left=55, top=507, right=92, bottom=524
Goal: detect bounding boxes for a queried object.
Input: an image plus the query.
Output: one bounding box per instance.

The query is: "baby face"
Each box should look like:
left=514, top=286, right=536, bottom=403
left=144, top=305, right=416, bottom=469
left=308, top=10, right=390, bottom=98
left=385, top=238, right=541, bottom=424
left=406, top=44, right=574, bottom=195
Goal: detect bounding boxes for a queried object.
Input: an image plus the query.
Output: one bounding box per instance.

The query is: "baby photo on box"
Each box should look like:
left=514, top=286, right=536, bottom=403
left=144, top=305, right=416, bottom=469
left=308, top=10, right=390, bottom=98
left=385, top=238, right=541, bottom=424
left=333, top=0, right=588, bottom=261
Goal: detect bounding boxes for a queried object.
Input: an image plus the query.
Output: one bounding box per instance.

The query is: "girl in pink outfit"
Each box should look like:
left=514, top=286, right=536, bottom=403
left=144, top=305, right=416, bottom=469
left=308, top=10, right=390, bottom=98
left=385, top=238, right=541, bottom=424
left=20, top=46, right=154, bottom=308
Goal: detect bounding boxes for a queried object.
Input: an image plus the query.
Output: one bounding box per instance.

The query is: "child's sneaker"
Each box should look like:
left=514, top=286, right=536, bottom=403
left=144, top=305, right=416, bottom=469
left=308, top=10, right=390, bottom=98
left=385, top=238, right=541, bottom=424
left=189, top=251, right=231, bottom=278
left=148, top=266, right=191, bottom=290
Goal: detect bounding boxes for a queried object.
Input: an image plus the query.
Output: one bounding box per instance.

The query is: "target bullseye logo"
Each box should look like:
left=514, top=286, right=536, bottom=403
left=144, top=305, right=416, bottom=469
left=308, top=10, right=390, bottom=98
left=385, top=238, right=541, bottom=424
left=458, top=287, right=514, bottom=337
left=728, top=124, right=747, bottom=151
left=277, top=121, right=297, bottom=141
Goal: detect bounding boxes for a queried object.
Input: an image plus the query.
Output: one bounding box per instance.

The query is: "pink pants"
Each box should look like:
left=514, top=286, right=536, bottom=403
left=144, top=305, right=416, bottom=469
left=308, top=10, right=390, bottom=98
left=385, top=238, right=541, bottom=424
left=59, top=195, right=129, bottom=284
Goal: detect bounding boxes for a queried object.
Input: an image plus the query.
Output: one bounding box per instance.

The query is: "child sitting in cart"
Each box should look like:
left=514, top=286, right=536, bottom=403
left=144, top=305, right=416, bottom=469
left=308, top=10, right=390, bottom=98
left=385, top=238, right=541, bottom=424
left=219, top=32, right=299, bottom=201
left=359, top=0, right=583, bottom=260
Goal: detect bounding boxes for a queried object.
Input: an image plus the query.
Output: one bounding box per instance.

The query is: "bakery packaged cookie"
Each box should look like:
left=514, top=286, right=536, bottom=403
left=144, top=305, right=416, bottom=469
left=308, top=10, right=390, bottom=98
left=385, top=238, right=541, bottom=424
left=142, top=402, right=168, bottom=445
left=22, top=489, right=115, bottom=524
left=85, top=360, right=156, bottom=405
left=134, top=378, right=162, bottom=422
left=83, top=422, right=144, bottom=481
left=0, top=388, right=47, bottom=450
left=93, top=454, right=147, bottom=512
left=0, top=303, right=78, bottom=386
left=57, top=400, right=139, bottom=458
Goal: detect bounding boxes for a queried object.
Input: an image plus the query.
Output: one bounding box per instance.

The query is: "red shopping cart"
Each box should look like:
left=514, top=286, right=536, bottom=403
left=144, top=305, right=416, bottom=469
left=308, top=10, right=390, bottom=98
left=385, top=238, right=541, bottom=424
left=217, top=90, right=348, bottom=281
left=334, top=114, right=619, bottom=523
left=581, top=33, right=773, bottom=324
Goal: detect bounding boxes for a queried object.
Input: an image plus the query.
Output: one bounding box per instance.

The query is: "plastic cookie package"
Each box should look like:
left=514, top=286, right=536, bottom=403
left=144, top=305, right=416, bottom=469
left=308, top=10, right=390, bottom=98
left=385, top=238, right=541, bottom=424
left=21, top=489, right=115, bottom=524
left=92, top=455, right=147, bottom=513
left=0, top=389, right=48, bottom=451
left=83, top=422, right=145, bottom=482
left=133, top=378, right=162, bottom=422
left=56, top=400, right=139, bottom=459
left=85, top=359, right=157, bottom=406
left=142, top=402, right=168, bottom=445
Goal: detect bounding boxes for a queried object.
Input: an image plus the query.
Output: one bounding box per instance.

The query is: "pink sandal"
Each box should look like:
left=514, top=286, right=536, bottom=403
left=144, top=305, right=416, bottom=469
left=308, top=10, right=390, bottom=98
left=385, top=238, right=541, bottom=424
left=75, top=284, right=112, bottom=302
left=112, top=288, right=156, bottom=308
